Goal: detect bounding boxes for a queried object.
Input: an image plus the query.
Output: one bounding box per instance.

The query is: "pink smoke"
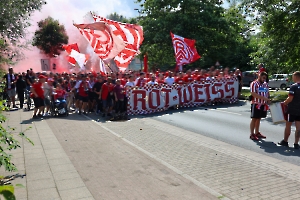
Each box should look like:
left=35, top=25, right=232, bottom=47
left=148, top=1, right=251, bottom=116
left=12, top=1, right=101, bottom=73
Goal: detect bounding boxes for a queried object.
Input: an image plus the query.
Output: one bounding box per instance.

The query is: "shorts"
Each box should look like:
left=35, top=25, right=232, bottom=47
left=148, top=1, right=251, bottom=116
left=44, top=98, right=51, bottom=106
left=251, top=104, right=267, bottom=119
left=33, top=97, right=45, bottom=108
left=88, top=91, right=96, bottom=101
left=75, top=93, right=79, bottom=100
left=79, top=95, right=89, bottom=103
left=7, top=89, right=16, bottom=97
left=102, top=99, right=112, bottom=108
left=287, top=114, right=300, bottom=122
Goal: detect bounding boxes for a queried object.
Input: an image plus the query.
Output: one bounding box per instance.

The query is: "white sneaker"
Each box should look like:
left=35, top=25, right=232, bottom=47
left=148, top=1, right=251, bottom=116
left=43, top=113, right=49, bottom=117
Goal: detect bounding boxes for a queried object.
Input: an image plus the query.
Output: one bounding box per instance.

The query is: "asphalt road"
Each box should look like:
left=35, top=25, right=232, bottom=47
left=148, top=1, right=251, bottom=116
left=85, top=100, right=299, bottom=166
left=139, top=100, right=300, bottom=166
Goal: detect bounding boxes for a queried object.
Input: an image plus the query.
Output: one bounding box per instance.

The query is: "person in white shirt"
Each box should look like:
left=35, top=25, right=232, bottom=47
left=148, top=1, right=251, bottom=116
left=125, top=75, right=136, bottom=88
left=147, top=75, right=158, bottom=85
left=43, top=78, right=54, bottom=116
left=164, top=71, right=175, bottom=86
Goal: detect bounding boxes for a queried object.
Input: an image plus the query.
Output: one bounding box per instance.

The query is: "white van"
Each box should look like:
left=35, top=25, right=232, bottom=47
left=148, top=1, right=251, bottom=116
left=268, top=74, right=292, bottom=90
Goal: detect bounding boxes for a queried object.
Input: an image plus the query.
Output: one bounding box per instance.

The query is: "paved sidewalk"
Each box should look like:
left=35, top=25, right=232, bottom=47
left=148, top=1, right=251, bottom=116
left=1, top=110, right=217, bottom=200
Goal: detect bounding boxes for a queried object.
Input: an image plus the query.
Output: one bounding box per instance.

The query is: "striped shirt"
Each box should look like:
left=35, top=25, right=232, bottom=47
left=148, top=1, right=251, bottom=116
left=250, top=80, right=269, bottom=105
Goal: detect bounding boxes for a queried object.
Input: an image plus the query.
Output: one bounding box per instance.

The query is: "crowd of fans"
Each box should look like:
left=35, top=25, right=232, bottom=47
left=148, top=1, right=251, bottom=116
left=2, top=66, right=243, bottom=120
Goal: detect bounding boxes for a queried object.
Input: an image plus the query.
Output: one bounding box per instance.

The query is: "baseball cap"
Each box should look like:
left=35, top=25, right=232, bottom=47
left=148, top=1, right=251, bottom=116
left=38, top=75, right=47, bottom=79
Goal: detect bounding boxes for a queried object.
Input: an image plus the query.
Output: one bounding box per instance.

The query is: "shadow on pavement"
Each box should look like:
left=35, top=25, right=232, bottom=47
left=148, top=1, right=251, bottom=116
left=144, top=100, right=247, bottom=118
left=254, top=139, right=300, bottom=157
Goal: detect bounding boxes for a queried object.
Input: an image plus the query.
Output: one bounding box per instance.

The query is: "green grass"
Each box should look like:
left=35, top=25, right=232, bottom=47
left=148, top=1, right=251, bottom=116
left=240, top=89, right=288, bottom=103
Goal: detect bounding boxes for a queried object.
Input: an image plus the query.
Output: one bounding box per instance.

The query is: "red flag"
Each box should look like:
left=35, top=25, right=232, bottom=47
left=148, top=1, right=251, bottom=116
left=170, top=32, right=201, bottom=66
left=63, top=43, right=89, bottom=68
left=143, top=53, right=148, bottom=74
left=62, top=43, right=80, bottom=54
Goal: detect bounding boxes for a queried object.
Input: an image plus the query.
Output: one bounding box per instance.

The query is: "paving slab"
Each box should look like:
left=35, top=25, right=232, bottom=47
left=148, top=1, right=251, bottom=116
left=1, top=110, right=94, bottom=200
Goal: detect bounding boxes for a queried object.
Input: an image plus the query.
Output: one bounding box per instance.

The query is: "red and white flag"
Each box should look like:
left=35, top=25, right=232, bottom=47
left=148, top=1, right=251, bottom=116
left=62, top=43, right=89, bottom=69
left=92, top=15, right=144, bottom=67
left=99, top=59, right=107, bottom=75
left=170, top=32, right=201, bottom=66
left=74, top=23, right=126, bottom=62
left=74, top=14, right=144, bottom=68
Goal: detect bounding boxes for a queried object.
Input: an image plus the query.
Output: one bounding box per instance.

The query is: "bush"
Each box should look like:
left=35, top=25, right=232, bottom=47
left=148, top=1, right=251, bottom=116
left=240, top=89, right=288, bottom=103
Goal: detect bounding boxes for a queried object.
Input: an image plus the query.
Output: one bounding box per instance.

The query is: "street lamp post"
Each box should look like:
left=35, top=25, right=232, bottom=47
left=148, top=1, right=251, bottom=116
left=134, top=8, right=143, bottom=70
left=134, top=8, right=141, bottom=20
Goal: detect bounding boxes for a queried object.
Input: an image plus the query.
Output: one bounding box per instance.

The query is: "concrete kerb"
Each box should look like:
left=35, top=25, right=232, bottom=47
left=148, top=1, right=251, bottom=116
left=82, top=114, right=229, bottom=200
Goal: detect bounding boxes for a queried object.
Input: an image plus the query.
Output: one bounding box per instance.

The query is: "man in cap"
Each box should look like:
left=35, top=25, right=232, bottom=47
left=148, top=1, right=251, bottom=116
left=31, top=74, right=47, bottom=118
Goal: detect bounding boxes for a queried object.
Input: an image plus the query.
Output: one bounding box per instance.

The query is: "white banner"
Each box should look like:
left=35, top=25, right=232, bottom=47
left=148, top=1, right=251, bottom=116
left=126, top=78, right=239, bottom=115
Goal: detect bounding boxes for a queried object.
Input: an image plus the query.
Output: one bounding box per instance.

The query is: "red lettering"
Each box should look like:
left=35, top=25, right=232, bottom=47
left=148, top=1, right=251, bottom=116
left=183, top=85, right=193, bottom=103
left=193, top=84, right=205, bottom=103
left=161, top=88, right=172, bottom=108
left=204, top=83, right=211, bottom=102
left=177, top=86, right=193, bottom=105
left=225, top=81, right=235, bottom=98
left=132, top=90, right=147, bottom=110
left=212, top=83, right=224, bottom=100
left=149, top=89, right=160, bottom=109
left=177, top=87, right=182, bottom=105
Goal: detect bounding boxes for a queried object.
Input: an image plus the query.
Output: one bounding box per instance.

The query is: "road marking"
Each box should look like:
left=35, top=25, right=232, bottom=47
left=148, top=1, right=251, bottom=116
left=82, top=114, right=230, bottom=200
left=209, top=109, right=242, bottom=116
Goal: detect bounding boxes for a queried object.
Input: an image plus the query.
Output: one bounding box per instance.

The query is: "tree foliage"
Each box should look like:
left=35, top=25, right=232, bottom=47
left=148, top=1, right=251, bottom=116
left=136, top=0, right=254, bottom=71
left=0, top=0, right=46, bottom=43
left=106, top=12, right=138, bottom=24
left=241, top=0, right=300, bottom=73
left=32, top=17, right=69, bottom=58
left=0, top=0, right=46, bottom=67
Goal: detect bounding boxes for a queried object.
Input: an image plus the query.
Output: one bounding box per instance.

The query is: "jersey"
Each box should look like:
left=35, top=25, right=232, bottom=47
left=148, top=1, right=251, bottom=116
left=250, top=80, right=269, bottom=105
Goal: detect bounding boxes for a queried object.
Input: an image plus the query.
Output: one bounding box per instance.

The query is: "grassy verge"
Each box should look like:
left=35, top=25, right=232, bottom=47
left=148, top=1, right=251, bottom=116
left=240, top=89, right=287, bottom=103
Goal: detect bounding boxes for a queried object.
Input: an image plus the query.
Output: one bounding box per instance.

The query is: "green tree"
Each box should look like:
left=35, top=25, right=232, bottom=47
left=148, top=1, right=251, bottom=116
left=0, top=0, right=46, bottom=67
left=32, top=17, right=69, bottom=57
left=106, top=12, right=137, bottom=24
left=241, top=0, right=300, bottom=73
left=136, top=0, right=253, bottom=70
left=0, top=0, right=46, bottom=43
left=107, top=12, right=128, bottom=22
left=222, top=4, right=256, bottom=70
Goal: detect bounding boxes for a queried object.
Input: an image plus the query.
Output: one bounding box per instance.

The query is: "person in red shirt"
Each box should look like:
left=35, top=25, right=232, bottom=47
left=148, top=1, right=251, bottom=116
left=157, top=73, right=165, bottom=85
left=31, top=75, right=46, bottom=118
left=135, top=72, right=146, bottom=87
left=120, top=73, right=128, bottom=86
left=100, top=77, right=115, bottom=118
left=196, top=69, right=206, bottom=82
left=175, top=72, right=185, bottom=84
left=112, top=79, right=126, bottom=120
left=223, top=67, right=231, bottom=78
left=74, top=74, right=92, bottom=115
left=183, top=70, right=194, bottom=83
left=54, top=83, right=66, bottom=100
left=192, top=70, right=199, bottom=80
